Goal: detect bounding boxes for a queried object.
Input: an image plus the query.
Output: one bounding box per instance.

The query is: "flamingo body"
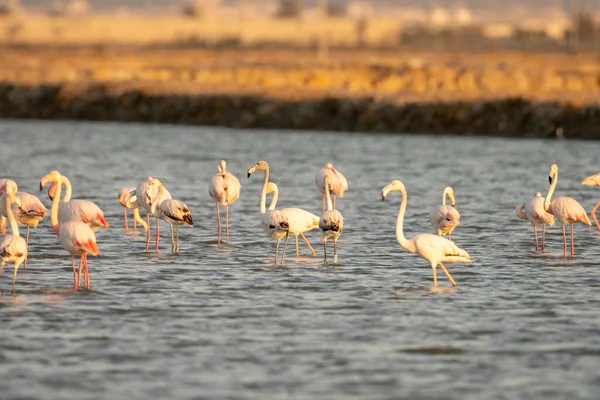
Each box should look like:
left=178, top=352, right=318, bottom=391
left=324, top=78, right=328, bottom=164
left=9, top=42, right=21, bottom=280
left=520, top=192, right=555, bottom=251
left=315, top=163, right=348, bottom=212
left=209, top=160, right=241, bottom=245
left=581, top=173, right=600, bottom=230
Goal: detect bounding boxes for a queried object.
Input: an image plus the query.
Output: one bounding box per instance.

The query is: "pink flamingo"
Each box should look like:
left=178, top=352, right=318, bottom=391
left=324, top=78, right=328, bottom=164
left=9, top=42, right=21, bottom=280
left=41, top=171, right=100, bottom=290
left=581, top=173, right=600, bottom=230
left=517, top=192, right=555, bottom=251
left=149, top=179, right=194, bottom=253
left=0, top=180, right=27, bottom=294
left=0, top=179, right=47, bottom=268
left=315, top=163, right=348, bottom=213
left=130, top=177, right=172, bottom=252
left=545, top=164, right=591, bottom=257
left=319, top=175, right=344, bottom=264
left=208, top=160, right=241, bottom=245
left=48, top=174, right=109, bottom=231
left=117, top=187, right=148, bottom=234
left=429, top=186, right=460, bottom=240
left=382, top=180, right=471, bottom=287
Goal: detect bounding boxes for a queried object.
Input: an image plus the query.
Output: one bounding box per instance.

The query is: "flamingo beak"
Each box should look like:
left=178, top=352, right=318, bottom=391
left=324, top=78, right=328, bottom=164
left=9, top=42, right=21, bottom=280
left=549, top=176, right=553, bottom=184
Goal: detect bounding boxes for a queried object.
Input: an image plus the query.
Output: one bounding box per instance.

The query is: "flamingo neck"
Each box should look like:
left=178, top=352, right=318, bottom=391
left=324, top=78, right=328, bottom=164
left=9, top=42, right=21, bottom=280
left=396, top=186, right=416, bottom=253
left=325, top=179, right=333, bottom=211
left=268, top=186, right=278, bottom=211
left=50, top=175, right=63, bottom=234
left=442, top=188, right=449, bottom=205
left=150, top=184, right=164, bottom=215
left=545, top=171, right=558, bottom=211
left=62, top=176, right=73, bottom=202
left=133, top=208, right=148, bottom=231
left=5, top=193, right=20, bottom=237
left=259, top=167, right=269, bottom=214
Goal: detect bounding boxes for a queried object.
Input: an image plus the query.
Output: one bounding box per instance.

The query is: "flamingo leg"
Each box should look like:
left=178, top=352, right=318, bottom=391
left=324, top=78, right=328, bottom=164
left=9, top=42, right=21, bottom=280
left=295, top=234, right=299, bottom=257
left=439, top=262, right=457, bottom=286
left=562, top=225, right=567, bottom=257
left=591, top=200, right=600, bottom=230
left=533, top=225, right=539, bottom=251
left=431, top=265, right=438, bottom=287
left=23, top=225, right=30, bottom=269
left=85, top=254, right=91, bottom=290
left=275, top=238, right=281, bottom=263
left=323, top=237, right=328, bottom=263
left=145, top=211, right=151, bottom=252
left=570, top=224, right=575, bottom=257
left=281, top=231, right=291, bottom=265
left=300, top=232, right=316, bottom=256
left=542, top=225, right=546, bottom=251
left=0, top=215, right=5, bottom=235
left=216, top=203, right=221, bottom=245
left=155, top=217, right=160, bottom=253
left=225, top=205, right=230, bottom=244
left=176, top=225, right=180, bottom=252
left=123, top=207, right=129, bottom=232
left=71, top=255, right=78, bottom=290
left=78, top=256, right=84, bottom=288
left=169, top=223, right=175, bottom=253
left=11, top=261, right=19, bottom=294
left=133, top=211, right=138, bottom=232
left=333, top=194, right=337, bottom=210
left=333, top=238, right=338, bottom=264
left=321, top=195, right=325, bottom=213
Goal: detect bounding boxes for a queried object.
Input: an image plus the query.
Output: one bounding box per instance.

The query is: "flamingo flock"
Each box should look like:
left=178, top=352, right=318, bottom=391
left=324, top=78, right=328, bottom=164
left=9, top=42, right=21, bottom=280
left=0, top=161, right=598, bottom=294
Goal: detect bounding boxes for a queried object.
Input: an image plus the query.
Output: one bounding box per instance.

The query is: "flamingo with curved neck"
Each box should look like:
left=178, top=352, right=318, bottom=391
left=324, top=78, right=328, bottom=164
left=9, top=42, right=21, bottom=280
left=429, top=186, right=460, bottom=240
left=208, top=160, right=241, bottom=245
left=382, top=180, right=471, bottom=287
left=544, top=164, right=591, bottom=257
left=0, top=181, right=27, bottom=294
left=319, top=175, right=344, bottom=264
left=41, top=171, right=101, bottom=290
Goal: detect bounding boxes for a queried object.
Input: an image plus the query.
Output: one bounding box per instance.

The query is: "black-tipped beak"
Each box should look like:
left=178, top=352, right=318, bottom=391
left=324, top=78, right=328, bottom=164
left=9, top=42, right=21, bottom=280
left=381, top=194, right=386, bottom=202
left=39, top=182, right=43, bottom=191
left=549, top=176, right=553, bottom=184
left=183, top=214, right=194, bottom=227
left=247, top=172, right=252, bottom=178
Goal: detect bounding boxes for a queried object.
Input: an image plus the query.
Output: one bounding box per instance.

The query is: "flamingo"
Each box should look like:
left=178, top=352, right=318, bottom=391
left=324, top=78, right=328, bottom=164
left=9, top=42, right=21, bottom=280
left=148, top=179, right=193, bottom=253
left=208, top=160, right=241, bottom=245
left=581, top=172, right=600, bottom=230
left=0, top=179, right=47, bottom=268
left=381, top=180, right=471, bottom=287
left=48, top=174, right=109, bottom=231
left=248, top=160, right=318, bottom=264
left=40, top=171, right=100, bottom=290
left=315, top=163, right=348, bottom=213
left=0, top=178, right=8, bottom=235
left=0, top=180, right=27, bottom=294
left=429, top=186, right=460, bottom=240
left=545, top=164, right=591, bottom=257
left=518, top=192, right=555, bottom=251
left=129, top=177, right=172, bottom=252
left=117, top=187, right=148, bottom=234
left=319, top=175, right=344, bottom=264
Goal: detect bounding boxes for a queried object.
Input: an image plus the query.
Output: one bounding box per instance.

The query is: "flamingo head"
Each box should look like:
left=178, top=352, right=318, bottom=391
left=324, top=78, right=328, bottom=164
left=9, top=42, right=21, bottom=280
left=324, top=162, right=335, bottom=170
left=145, top=178, right=163, bottom=209
left=381, top=180, right=405, bottom=201
left=40, top=170, right=62, bottom=191
left=2, top=179, right=18, bottom=196
left=582, top=174, right=600, bottom=186
left=443, top=186, right=456, bottom=207
left=117, top=188, right=131, bottom=205
left=535, top=192, right=542, bottom=197
left=217, top=160, right=227, bottom=174
left=549, top=164, right=558, bottom=184
left=247, top=160, right=268, bottom=178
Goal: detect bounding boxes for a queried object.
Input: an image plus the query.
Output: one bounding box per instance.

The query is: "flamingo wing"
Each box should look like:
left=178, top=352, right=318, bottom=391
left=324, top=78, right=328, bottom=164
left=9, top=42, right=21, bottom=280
left=319, top=210, right=344, bottom=235
left=59, top=221, right=101, bottom=256
left=550, top=197, right=592, bottom=225
left=413, top=233, right=471, bottom=263
left=59, top=199, right=109, bottom=229
left=0, top=234, right=27, bottom=261
left=582, top=173, right=600, bottom=187
left=160, top=200, right=194, bottom=226
left=281, top=208, right=319, bottom=233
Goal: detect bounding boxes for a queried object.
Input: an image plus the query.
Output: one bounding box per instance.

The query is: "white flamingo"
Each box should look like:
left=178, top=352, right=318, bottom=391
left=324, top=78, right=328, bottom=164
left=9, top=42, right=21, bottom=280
left=429, top=186, right=460, bottom=240
left=248, top=161, right=318, bottom=264
left=519, top=192, right=555, bottom=251
left=148, top=179, right=193, bottom=253
left=315, top=163, right=348, bottom=212
left=0, top=179, right=47, bottom=268
left=117, top=187, right=148, bottom=234
left=130, top=177, right=172, bottom=252
left=208, top=160, right=241, bottom=245
left=319, top=175, right=344, bottom=264
left=545, top=164, right=591, bottom=257
left=381, top=180, right=471, bottom=287
left=581, top=172, right=600, bottom=230
left=0, top=180, right=27, bottom=294
left=40, top=171, right=101, bottom=290
left=48, top=174, right=109, bottom=231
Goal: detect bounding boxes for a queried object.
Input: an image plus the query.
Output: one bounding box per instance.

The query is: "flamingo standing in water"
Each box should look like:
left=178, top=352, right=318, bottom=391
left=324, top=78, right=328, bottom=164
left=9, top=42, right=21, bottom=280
left=319, top=175, right=344, bottom=264
left=382, top=180, right=471, bottom=287
left=315, top=163, right=348, bottom=212
left=518, top=192, right=555, bottom=251
left=429, top=186, right=460, bottom=240
left=545, top=164, right=591, bottom=257
left=0, top=179, right=47, bottom=268
left=248, top=161, right=319, bottom=264
left=208, top=160, right=241, bottom=245
left=0, top=180, right=27, bottom=294
left=48, top=174, right=109, bottom=231
left=148, top=179, right=194, bottom=253
left=581, top=172, right=600, bottom=230
left=40, top=171, right=100, bottom=290
left=117, top=187, right=148, bottom=234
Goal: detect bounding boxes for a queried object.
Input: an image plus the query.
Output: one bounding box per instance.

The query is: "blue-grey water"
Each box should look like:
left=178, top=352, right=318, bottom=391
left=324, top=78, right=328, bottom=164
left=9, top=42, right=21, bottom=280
left=0, top=120, right=600, bottom=399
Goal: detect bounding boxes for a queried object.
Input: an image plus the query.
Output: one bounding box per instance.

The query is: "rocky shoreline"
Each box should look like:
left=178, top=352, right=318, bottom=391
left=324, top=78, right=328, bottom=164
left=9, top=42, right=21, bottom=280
left=1, top=82, right=599, bottom=139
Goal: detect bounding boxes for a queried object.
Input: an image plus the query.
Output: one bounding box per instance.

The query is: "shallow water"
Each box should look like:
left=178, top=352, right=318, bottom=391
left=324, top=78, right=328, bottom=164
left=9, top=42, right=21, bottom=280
left=0, top=120, right=600, bottom=399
